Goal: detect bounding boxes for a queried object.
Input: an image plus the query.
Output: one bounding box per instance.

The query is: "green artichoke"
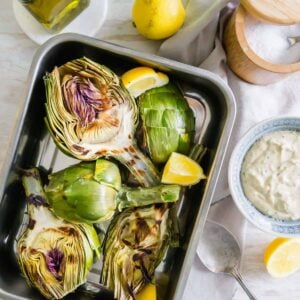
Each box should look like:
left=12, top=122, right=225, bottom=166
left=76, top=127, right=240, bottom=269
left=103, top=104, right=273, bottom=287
left=138, top=83, right=195, bottom=164
left=45, top=159, right=181, bottom=224
left=17, top=168, right=100, bottom=300
left=101, top=204, right=172, bottom=300
left=44, top=57, right=159, bottom=187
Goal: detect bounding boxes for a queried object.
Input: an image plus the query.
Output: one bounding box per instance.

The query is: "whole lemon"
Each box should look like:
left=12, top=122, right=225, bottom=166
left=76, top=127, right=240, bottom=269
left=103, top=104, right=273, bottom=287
left=132, top=0, right=186, bottom=40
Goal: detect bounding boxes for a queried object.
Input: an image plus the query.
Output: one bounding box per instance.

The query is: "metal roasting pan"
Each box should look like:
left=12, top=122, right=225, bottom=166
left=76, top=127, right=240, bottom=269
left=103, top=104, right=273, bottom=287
left=0, top=33, right=236, bottom=300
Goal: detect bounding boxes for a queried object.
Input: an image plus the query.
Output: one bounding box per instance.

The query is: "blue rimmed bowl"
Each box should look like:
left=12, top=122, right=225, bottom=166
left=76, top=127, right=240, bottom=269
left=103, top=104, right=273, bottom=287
left=229, top=116, right=300, bottom=237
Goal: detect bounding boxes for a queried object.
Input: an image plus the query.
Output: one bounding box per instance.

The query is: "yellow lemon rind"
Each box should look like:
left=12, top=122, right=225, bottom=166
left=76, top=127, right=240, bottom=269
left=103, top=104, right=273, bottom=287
left=264, top=238, right=300, bottom=278
left=121, top=66, right=169, bottom=98
left=136, top=283, right=156, bottom=300
left=161, top=152, right=206, bottom=186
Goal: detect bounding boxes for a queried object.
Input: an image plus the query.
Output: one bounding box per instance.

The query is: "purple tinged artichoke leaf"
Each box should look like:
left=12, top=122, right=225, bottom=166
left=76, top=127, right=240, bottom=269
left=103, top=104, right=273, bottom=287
left=46, top=249, right=64, bottom=279
left=62, top=75, right=111, bottom=128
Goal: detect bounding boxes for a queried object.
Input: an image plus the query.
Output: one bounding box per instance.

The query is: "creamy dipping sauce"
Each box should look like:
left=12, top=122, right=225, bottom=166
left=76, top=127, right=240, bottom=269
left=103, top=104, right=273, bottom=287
left=241, top=130, right=300, bottom=220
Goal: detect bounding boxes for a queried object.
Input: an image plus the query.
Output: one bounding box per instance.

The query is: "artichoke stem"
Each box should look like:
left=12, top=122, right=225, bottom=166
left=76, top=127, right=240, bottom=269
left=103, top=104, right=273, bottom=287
left=22, top=169, right=51, bottom=219
left=22, top=169, right=46, bottom=200
left=189, top=144, right=207, bottom=163
left=116, top=144, right=160, bottom=187
left=117, top=184, right=181, bottom=210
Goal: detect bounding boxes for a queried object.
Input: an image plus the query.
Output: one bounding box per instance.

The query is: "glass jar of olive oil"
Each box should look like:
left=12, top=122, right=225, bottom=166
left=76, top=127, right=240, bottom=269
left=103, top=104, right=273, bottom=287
left=19, top=0, right=90, bottom=33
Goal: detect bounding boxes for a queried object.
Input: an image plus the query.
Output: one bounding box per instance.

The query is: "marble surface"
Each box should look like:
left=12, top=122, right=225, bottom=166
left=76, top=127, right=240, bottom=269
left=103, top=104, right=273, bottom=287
left=1, top=0, right=300, bottom=299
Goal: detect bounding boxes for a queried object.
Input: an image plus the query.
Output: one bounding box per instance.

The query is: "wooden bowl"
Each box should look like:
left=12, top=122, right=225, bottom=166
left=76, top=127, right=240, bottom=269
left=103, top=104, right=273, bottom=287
left=224, top=6, right=300, bottom=85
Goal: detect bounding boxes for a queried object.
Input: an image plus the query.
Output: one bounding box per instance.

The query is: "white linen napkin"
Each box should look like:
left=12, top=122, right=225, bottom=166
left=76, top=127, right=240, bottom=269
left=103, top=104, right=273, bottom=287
left=157, top=1, right=300, bottom=299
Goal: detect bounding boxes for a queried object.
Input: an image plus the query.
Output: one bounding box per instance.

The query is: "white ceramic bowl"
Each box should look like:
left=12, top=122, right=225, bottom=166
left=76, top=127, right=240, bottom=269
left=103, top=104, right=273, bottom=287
left=229, top=116, right=300, bottom=237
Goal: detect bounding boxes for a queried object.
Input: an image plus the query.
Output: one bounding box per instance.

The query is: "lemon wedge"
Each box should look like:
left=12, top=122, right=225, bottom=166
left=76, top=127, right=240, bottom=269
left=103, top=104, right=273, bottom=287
left=136, top=283, right=156, bottom=300
left=161, top=152, right=206, bottom=186
left=121, top=66, right=169, bottom=98
left=264, top=237, right=300, bottom=278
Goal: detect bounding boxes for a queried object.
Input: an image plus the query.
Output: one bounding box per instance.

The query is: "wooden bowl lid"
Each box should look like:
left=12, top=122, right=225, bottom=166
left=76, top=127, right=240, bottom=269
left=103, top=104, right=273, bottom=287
left=241, top=0, right=300, bottom=24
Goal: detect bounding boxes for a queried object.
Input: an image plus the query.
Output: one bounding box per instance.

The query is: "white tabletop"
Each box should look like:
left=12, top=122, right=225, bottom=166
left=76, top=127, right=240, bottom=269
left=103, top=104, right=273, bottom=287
left=1, top=0, right=300, bottom=299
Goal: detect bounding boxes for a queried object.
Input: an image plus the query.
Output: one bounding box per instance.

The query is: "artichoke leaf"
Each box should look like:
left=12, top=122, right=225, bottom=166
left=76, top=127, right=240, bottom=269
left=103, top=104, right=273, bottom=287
left=146, top=127, right=180, bottom=163
left=140, top=92, right=189, bottom=111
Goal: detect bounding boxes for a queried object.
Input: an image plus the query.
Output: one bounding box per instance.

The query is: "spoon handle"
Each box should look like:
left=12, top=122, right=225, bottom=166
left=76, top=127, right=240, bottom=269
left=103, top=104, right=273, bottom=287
left=231, top=268, right=257, bottom=300
left=288, top=36, right=300, bottom=47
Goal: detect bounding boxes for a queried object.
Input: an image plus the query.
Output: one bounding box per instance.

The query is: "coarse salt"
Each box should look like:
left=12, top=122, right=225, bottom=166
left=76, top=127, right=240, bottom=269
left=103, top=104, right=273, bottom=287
left=244, top=14, right=300, bottom=64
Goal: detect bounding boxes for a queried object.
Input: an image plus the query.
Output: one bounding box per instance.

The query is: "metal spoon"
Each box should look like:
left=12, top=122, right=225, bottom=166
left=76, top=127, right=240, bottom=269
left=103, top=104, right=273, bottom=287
left=197, top=221, right=257, bottom=300
left=287, top=36, right=300, bottom=47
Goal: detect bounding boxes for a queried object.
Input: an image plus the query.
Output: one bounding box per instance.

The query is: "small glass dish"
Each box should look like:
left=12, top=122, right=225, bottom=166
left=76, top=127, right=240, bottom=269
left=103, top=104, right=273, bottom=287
left=18, top=0, right=90, bottom=33
left=13, top=0, right=107, bottom=45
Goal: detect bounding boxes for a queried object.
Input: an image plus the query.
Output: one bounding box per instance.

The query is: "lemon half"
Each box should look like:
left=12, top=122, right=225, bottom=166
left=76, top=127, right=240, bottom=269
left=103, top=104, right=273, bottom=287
left=264, top=237, right=300, bottom=278
left=161, top=152, right=206, bottom=186
left=121, top=66, right=169, bottom=98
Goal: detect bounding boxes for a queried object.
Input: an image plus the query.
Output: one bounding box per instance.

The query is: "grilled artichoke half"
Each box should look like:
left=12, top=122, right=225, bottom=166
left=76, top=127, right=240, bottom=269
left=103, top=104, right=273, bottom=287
left=100, top=144, right=207, bottom=300
left=17, top=168, right=100, bottom=299
left=44, top=57, right=159, bottom=187
left=45, top=159, right=181, bottom=224
left=101, top=204, right=172, bottom=300
left=138, top=83, right=195, bottom=164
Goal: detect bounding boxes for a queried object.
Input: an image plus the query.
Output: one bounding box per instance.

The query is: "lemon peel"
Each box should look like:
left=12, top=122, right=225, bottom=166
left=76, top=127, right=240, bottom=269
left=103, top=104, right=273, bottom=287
left=264, top=237, right=300, bottom=278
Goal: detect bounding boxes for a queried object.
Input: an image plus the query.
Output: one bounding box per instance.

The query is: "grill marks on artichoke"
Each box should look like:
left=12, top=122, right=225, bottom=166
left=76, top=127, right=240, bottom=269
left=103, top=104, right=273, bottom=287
left=28, top=194, right=49, bottom=207
left=28, top=217, right=36, bottom=230
left=46, top=57, right=132, bottom=151
left=44, top=57, right=160, bottom=187
left=101, top=205, right=171, bottom=300
left=17, top=169, right=100, bottom=300
left=19, top=224, right=89, bottom=298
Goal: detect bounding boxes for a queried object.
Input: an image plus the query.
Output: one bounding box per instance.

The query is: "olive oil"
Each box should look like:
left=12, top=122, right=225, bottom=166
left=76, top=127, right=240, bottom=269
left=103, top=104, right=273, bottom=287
left=19, top=0, right=90, bottom=33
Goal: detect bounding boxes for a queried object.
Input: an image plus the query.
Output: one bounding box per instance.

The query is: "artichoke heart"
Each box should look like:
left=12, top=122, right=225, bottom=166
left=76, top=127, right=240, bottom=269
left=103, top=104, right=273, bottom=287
left=44, top=57, right=160, bottom=187
left=138, top=83, right=195, bottom=164
left=17, top=168, right=100, bottom=300
left=101, top=205, right=172, bottom=300
left=45, top=159, right=181, bottom=224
